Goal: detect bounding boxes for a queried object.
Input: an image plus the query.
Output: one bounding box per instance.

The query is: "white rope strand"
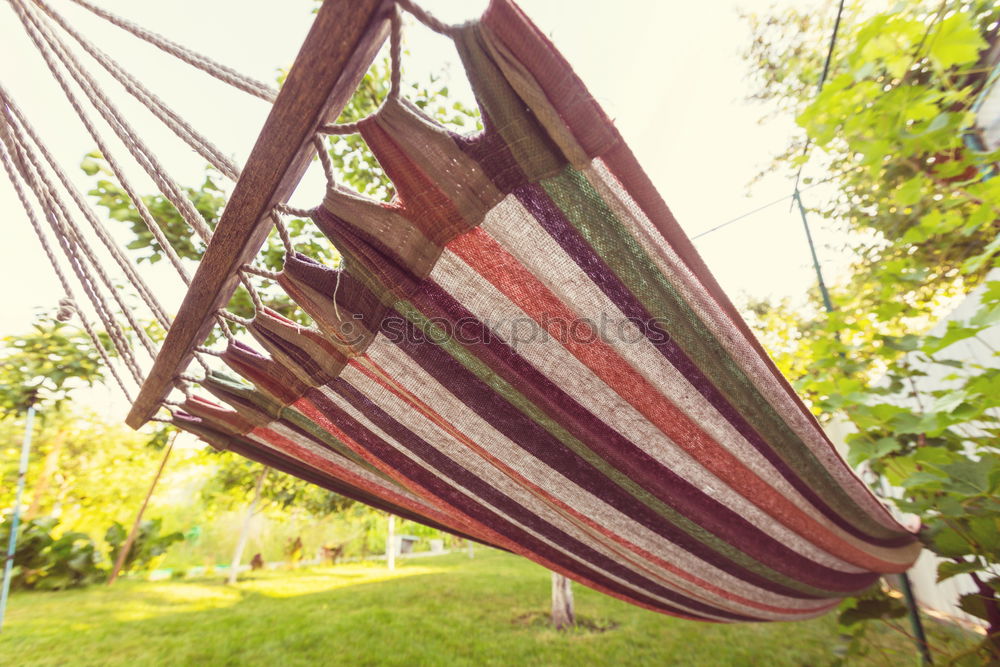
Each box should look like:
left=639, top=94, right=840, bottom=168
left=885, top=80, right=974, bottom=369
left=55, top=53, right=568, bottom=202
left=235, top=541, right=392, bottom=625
left=3, top=89, right=173, bottom=328
left=395, top=0, right=460, bottom=36
left=0, top=127, right=136, bottom=400
left=2, top=106, right=161, bottom=361
left=65, top=0, right=278, bottom=102
left=320, top=5, right=404, bottom=135
left=16, top=0, right=214, bottom=244
left=15, top=142, right=147, bottom=383
left=35, top=0, right=241, bottom=181
left=8, top=0, right=194, bottom=286
left=313, top=135, right=337, bottom=187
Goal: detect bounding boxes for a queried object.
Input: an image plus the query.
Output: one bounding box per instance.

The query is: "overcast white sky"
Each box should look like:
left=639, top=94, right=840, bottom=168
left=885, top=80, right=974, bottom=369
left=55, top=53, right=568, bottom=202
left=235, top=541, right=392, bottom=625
left=1, top=0, right=847, bottom=419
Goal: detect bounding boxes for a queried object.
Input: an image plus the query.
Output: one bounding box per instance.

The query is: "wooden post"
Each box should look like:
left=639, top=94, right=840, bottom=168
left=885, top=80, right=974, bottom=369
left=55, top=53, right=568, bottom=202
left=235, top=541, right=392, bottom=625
left=227, top=466, right=268, bottom=585
left=551, top=572, right=575, bottom=629
left=386, top=513, right=395, bottom=571
left=467, top=540, right=474, bottom=559
left=107, top=434, right=176, bottom=585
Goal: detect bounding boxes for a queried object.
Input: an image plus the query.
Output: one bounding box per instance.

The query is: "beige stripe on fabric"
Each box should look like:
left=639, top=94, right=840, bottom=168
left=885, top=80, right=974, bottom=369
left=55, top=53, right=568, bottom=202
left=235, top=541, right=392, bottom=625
left=322, top=185, right=442, bottom=280
left=277, top=270, right=375, bottom=357
left=475, top=195, right=917, bottom=567
left=431, top=241, right=870, bottom=573
left=325, top=371, right=790, bottom=622
left=373, top=99, right=503, bottom=223
left=361, top=339, right=830, bottom=612
left=262, top=421, right=429, bottom=508
left=586, top=160, right=905, bottom=533
left=475, top=25, right=593, bottom=169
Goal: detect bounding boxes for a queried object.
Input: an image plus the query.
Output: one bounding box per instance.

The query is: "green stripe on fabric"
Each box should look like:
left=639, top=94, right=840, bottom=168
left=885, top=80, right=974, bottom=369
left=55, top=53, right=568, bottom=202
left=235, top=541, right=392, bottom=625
left=207, top=371, right=392, bottom=482
left=392, top=299, right=838, bottom=598
left=453, top=25, right=564, bottom=182
left=541, top=167, right=898, bottom=542
left=282, top=404, right=397, bottom=483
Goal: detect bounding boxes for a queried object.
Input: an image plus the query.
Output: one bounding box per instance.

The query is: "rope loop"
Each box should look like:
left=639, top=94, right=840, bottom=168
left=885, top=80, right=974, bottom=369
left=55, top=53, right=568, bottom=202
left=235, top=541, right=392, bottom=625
left=217, top=309, right=253, bottom=327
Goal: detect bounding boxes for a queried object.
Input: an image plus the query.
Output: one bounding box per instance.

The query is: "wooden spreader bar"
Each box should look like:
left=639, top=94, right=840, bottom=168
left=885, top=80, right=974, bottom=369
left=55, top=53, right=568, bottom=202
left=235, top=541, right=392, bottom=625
left=126, top=0, right=391, bottom=428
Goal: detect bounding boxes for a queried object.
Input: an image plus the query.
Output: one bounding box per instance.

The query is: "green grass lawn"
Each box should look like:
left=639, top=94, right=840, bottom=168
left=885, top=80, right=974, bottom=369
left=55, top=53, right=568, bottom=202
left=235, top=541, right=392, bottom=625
left=0, top=549, right=977, bottom=666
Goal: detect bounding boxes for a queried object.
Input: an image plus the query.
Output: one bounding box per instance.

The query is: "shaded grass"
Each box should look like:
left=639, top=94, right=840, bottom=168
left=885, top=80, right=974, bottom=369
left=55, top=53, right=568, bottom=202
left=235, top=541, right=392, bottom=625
left=0, top=549, right=977, bottom=666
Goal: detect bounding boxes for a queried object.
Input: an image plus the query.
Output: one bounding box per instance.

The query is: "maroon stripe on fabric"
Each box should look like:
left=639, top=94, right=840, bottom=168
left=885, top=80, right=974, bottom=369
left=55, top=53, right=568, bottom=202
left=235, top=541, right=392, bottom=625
left=450, top=112, right=529, bottom=196
left=265, top=409, right=388, bottom=475
left=511, top=181, right=912, bottom=550
left=284, top=252, right=391, bottom=329
left=314, top=380, right=751, bottom=621
left=406, top=280, right=880, bottom=592
left=311, top=205, right=424, bottom=300
left=382, top=309, right=863, bottom=598
left=222, top=340, right=309, bottom=405
left=177, top=416, right=458, bottom=533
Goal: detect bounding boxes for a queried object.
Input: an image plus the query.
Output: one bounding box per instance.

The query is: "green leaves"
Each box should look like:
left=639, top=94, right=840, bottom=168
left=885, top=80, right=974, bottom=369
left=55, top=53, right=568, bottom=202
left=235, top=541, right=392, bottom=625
left=0, top=517, right=104, bottom=591
left=926, top=13, right=988, bottom=70
left=0, top=318, right=107, bottom=416
left=105, top=518, right=184, bottom=573
left=746, top=2, right=1000, bottom=657
left=837, top=588, right=908, bottom=627
left=936, top=558, right=981, bottom=583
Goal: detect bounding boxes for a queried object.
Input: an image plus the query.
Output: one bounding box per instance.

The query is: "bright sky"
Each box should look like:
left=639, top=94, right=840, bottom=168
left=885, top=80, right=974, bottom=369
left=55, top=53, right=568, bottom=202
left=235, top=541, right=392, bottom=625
left=1, top=0, right=846, bottom=419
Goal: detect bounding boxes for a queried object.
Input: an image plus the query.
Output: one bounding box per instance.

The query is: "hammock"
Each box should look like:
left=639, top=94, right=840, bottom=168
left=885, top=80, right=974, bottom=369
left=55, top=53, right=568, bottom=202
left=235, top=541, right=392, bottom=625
left=3, top=0, right=920, bottom=623
left=167, top=0, right=920, bottom=622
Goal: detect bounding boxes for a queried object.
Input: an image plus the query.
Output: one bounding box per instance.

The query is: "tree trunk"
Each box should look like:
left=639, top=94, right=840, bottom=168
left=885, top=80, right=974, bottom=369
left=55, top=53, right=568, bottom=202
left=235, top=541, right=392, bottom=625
left=386, top=513, right=395, bottom=571
left=107, top=437, right=174, bottom=585
left=25, top=430, right=65, bottom=520
left=227, top=466, right=267, bottom=585
left=551, top=572, right=575, bottom=629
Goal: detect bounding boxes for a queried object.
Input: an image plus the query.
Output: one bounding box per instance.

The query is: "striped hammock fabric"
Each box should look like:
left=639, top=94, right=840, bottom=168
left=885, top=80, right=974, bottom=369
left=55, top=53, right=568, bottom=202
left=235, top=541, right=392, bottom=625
left=173, top=0, right=921, bottom=622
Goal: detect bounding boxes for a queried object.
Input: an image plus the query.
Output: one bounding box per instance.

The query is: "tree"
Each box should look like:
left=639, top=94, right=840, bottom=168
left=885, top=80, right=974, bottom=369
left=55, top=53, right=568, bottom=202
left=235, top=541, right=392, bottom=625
left=745, top=0, right=1000, bottom=660
left=0, top=317, right=107, bottom=417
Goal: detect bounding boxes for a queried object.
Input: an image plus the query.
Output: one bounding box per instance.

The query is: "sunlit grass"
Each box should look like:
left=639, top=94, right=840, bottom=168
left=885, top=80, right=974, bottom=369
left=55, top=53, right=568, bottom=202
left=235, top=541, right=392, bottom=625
left=0, top=550, right=977, bottom=666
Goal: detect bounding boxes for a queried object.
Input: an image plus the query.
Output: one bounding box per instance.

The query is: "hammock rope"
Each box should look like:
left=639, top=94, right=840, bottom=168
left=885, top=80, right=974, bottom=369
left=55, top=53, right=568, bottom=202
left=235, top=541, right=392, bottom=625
left=65, top=0, right=279, bottom=102
left=3, top=114, right=147, bottom=384
left=9, top=0, right=194, bottom=287
left=0, top=120, right=137, bottom=399
left=12, top=0, right=213, bottom=247
left=2, top=108, right=160, bottom=361
left=12, top=0, right=277, bottom=401
left=34, top=0, right=241, bottom=181
left=1, top=90, right=172, bottom=327
left=320, top=6, right=405, bottom=136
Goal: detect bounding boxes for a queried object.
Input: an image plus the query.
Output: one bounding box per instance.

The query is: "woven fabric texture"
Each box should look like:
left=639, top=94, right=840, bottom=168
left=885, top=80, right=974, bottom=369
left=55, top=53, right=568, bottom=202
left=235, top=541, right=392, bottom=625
left=173, top=0, right=920, bottom=622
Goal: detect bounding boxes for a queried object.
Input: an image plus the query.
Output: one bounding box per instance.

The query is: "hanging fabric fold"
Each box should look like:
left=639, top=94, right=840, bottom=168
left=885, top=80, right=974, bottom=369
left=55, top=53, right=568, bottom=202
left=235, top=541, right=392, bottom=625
left=169, top=0, right=921, bottom=622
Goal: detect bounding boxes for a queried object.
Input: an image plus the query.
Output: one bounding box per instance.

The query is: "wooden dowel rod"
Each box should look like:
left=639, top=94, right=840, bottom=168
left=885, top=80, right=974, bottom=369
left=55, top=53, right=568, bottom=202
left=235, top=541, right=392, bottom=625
left=126, top=0, right=390, bottom=429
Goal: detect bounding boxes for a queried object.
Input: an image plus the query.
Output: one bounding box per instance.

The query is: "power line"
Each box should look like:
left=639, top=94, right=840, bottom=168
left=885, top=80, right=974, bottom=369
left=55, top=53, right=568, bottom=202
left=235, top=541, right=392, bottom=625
left=790, top=0, right=847, bottom=195
left=690, top=177, right=828, bottom=240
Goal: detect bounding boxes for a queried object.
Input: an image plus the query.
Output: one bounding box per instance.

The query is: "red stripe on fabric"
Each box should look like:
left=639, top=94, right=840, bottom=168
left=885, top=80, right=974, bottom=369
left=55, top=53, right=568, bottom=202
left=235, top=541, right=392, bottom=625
left=292, top=388, right=707, bottom=621
left=446, top=228, right=909, bottom=573
left=292, top=390, right=502, bottom=545
left=359, top=120, right=470, bottom=245
left=247, top=424, right=452, bottom=529
left=352, top=354, right=834, bottom=617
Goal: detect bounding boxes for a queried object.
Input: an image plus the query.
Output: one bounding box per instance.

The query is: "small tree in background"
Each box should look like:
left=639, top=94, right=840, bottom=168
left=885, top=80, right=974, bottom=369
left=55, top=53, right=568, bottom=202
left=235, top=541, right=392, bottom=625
left=744, top=0, right=1000, bottom=660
